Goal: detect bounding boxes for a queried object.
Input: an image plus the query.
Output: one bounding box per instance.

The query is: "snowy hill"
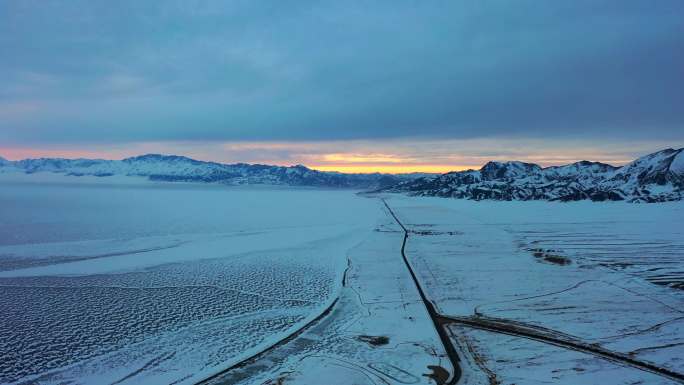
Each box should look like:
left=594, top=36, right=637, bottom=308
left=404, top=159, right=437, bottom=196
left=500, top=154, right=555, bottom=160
left=0, top=153, right=418, bottom=189
left=379, top=148, right=684, bottom=203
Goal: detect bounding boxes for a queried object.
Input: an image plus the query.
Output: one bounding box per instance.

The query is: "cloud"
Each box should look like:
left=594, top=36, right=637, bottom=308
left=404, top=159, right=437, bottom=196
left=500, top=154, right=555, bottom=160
left=0, top=0, right=683, bottom=145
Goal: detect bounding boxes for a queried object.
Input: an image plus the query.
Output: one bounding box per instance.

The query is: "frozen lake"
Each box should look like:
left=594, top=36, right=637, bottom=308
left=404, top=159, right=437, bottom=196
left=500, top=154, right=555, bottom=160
left=0, top=180, right=379, bottom=385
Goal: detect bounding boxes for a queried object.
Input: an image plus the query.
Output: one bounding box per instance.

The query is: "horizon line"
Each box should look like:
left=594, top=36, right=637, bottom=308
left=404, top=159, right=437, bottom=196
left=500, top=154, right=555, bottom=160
left=3, top=149, right=672, bottom=175
left=0, top=152, right=472, bottom=174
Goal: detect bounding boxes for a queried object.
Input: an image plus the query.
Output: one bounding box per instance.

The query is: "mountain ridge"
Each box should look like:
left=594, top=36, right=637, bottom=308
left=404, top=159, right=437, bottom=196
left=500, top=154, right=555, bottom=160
left=0, top=153, right=419, bottom=189
left=2, top=149, right=683, bottom=202
left=378, top=148, right=684, bottom=203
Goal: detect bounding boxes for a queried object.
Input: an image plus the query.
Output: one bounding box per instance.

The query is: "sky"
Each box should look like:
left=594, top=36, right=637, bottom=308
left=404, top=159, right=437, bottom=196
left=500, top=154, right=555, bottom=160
left=1, top=0, right=683, bottom=173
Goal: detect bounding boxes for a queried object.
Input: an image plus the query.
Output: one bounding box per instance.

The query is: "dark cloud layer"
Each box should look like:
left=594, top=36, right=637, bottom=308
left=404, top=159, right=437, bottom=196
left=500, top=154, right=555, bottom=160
left=1, top=0, right=683, bottom=144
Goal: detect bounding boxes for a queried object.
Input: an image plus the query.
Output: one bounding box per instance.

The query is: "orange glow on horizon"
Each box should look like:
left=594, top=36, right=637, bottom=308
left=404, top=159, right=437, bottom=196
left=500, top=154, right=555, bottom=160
left=319, top=153, right=410, bottom=164
left=3, top=139, right=679, bottom=175
left=310, top=164, right=472, bottom=174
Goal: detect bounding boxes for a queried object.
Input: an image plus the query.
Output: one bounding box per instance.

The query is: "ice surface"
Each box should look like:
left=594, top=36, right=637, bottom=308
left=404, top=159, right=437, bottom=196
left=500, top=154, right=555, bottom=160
left=0, top=180, right=378, bottom=385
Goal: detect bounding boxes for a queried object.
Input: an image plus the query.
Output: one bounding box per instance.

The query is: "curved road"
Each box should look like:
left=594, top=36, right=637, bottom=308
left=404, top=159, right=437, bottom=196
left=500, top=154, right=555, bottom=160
left=382, top=199, right=684, bottom=385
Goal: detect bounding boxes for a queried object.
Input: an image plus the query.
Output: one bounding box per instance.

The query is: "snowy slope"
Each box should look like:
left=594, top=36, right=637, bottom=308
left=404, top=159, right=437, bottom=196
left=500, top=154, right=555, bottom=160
left=381, top=148, right=684, bottom=203
left=0, top=154, right=418, bottom=189
left=601, top=148, right=684, bottom=201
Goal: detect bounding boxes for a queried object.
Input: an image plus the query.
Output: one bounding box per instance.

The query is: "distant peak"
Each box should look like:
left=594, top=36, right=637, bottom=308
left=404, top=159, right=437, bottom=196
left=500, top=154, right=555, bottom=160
left=567, top=160, right=617, bottom=169
left=123, top=154, right=198, bottom=163
left=638, top=148, right=677, bottom=159
left=123, top=153, right=163, bottom=161
left=480, top=160, right=540, bottom=169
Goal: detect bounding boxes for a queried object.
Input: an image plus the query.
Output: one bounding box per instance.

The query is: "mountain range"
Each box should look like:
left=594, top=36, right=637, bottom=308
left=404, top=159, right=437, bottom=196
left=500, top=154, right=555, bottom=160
left=0, top=154, right=415, bottom=189
left=378, top=148, right=684, bottom=203
left=1, top=148, right=682, bottom=202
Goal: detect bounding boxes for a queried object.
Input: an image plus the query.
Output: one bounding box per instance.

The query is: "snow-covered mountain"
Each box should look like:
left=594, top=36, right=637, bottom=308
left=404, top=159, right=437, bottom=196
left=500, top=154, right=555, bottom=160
left=0, top=154, right=417, bottom=189
left=4, top=149, right=683, bottom=201
left=379, top=148, right=684, bottom=203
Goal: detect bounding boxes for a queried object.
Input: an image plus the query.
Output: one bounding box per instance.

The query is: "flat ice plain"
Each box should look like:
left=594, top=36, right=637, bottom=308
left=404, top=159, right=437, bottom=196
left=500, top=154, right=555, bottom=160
left=0, top=177, right=379, bottom=385
left=2, top=176, right=684, bottom=385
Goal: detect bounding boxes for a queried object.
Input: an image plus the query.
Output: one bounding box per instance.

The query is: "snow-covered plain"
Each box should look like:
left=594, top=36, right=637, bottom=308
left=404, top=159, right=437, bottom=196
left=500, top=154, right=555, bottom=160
left=0, top=178, right=380, bottom=385
left=388, top=195, right=684, bottom=384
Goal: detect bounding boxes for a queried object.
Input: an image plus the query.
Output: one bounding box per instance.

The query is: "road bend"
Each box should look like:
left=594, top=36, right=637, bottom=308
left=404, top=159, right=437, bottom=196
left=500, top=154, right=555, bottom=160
left=382, top=198, right=684, bottom=385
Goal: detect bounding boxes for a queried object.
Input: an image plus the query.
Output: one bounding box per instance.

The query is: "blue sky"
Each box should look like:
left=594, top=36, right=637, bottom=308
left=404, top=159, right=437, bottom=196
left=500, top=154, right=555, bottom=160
left=1, top=1, right=683, bottom=171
